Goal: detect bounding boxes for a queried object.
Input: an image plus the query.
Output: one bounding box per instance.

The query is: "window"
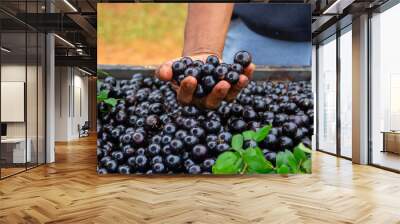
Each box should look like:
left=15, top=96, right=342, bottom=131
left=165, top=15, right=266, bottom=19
left=370, top=3, right=400, bottom=171
left=317, top=36, right=337, bottom=154
left=339, top=28, right=352, bottom=158
left=0, top=1, right=46, bottom=179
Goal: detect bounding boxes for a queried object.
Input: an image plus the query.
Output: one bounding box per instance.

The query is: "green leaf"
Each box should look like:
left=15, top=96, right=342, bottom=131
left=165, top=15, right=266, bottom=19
left=212, top=151, right=243, bottom=174
left=302, top=159, right=312, bottom=173
left=276, top=150, right=298, bottom=173
left=296, top=143, right=313, bottom=154
left=242, top=130, right=256, bottom=141
left=277, top=164, right=290, bottom=174
left=254, top=124, right=272, bottom=142
left=265, top=160, right=275, bottom=170
left=97, top=90, right=109, bottom=102
left=104, top=98, right=118, bottom=107
left=245, top=168, right=257, bottom=174
left=243, top=147, right=274, bottom=174
left=276, top=151, right=286, bottom=168
left=231, top=134, right=244, bottom=152
left=293, top=147, right=307, bottom=163
left=284, top=150, right=298, bottom=173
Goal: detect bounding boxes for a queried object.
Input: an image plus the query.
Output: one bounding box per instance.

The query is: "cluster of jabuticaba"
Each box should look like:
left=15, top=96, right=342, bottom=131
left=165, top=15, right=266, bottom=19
left=97, top=68, right=313, bottom=175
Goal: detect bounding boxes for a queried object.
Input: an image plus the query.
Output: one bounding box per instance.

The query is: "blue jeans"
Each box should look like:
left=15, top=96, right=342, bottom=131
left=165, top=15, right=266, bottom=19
left=222, top=19, right=311, bottom=66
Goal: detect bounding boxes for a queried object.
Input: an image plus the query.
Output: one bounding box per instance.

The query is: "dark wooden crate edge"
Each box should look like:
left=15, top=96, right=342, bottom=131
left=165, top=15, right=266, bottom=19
left=97, top=64, right=311, bottom=82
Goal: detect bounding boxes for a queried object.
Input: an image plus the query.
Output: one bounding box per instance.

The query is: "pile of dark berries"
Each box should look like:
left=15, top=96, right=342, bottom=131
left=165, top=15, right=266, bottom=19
left=97, top=74, right=313, bottom=175
left=171, top=51, right=252, bottom=97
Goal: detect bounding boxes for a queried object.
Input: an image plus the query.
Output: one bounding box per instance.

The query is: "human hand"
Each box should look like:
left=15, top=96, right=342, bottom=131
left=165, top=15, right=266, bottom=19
left=156, top=54, right=255, bottom=109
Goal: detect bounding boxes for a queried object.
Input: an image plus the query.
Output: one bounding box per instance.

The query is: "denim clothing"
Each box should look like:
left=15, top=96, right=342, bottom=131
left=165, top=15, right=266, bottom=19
left=222, top=18, right=312, bottom=66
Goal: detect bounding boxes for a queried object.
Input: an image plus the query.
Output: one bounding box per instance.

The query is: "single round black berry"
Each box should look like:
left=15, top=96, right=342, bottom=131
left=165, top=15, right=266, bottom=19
left=282, top=122, right=298, bottom=138
left=243, top=140, right=258, bottom=149
left=230, top=63, right=244, bottom=74
left=216, top=143, right=230, bottom=153
left=279, top=136, right=294, bottom=150
left=188, top=165, right=202, bottom=174
left=152, top=163, right=166, bottom=173
left=202, top=158, right=215, bottom=172
left=145, top=115, right=160, bottom=131
left=192, top=144, right=208, bottom=162
left=184, top=67, right=202, bottom=80
left=184, top=135, right=199, bottom=147
left=105, top=159, right=118, bottom=173
left=234, top=51, right=252, bottom=68
left=98, top=168, right=108, bottom=175
left=201, top=63, right=215, bottom=76
left=163, top=123, right=177, bottom=135
left=135, top=155, right=148, bottom=171
left=165, top=154, right=182, bottom=171
left=229, top=119, right=247, bottom=133
left=147, top=143, right=161, bottom=157
left=225, top=71, right=240, bottom=85
left=206, top=55, right=220, bottom=67
left=194, top=84, right=206, bottom=98
left=192, top=60, right=204, bottom=68
left=265, top=152, right=277, bottom=165
left=132, top=132, right=145, bottom=146
left=172, top=61, right=186, bottom=76
left=170, top=139, right=184, bottom=154
left=180, top=57, right=193, bottom=66
left=201, top=75, right=217, bottom=92
left=214, top=65, right=229, bottom=80
left=118, top=165, right=131, bottom=174
left=151, top=155, right=163, bottom=165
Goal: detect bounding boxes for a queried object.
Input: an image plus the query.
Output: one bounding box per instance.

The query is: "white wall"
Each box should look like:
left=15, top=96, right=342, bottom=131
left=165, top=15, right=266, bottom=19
left=54, top=66, right=69, bottom=141
left=72, top=73, right=89, bottom=138
left=54, top=67, right=89, bottom=141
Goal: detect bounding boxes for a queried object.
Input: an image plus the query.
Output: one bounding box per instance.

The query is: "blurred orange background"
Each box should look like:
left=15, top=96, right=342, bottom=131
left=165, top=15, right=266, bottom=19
left=98, top=3, right=187, bottom=66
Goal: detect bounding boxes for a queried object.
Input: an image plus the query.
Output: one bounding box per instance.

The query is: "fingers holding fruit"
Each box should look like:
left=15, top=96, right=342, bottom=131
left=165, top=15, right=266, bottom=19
left=177, top=76, right=197, bottom=104
left=203, top=80, right=231, bottom=109
left=165, top=51, right=254, bottom=108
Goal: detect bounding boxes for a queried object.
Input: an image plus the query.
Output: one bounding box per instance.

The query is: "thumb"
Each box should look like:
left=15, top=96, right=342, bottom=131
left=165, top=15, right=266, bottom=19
left=155, top=61, right=173, bottom=81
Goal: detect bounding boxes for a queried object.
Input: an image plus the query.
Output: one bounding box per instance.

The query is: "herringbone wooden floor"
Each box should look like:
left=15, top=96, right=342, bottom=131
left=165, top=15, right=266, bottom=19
left=1, top=135, right=400, bottom=224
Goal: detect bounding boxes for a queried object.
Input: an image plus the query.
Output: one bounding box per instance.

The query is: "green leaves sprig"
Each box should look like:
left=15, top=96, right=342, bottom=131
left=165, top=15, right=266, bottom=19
left=97, top=70, right=118, bottom=109
left=97, top=89, right=118, bottom=108
left=212, top=124, right=312, bottom=175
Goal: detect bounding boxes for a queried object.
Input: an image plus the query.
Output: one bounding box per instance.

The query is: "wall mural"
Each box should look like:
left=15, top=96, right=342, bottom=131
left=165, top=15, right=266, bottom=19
left=97, top=3, right=314, bottom=175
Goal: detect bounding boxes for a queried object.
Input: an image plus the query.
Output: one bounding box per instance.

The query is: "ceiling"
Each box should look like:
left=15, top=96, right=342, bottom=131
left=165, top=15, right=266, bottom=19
left=311, top=0, right=392, bottom=43
left=1, top=0, right=395, bottom=72
left=0, top=0, right=97, bottom=73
